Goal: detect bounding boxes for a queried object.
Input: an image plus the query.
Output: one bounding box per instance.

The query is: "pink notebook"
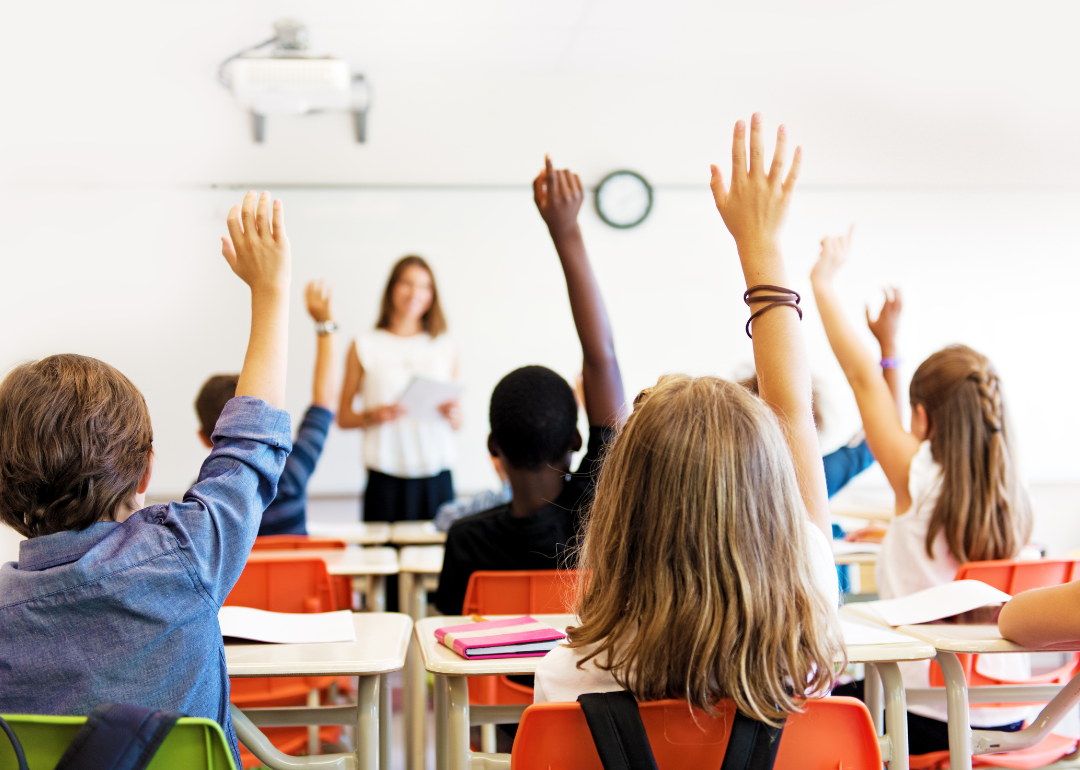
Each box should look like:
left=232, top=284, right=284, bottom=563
left=434, top=616, right=567, bottom=660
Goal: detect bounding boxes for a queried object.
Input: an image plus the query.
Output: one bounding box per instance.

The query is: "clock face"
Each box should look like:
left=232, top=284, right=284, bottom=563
left=596, top=171, right=653, bottom=229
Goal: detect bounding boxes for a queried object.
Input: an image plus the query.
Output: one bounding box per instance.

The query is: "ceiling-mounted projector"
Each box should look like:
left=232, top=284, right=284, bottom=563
left=218, top=19, right=370, bottom=143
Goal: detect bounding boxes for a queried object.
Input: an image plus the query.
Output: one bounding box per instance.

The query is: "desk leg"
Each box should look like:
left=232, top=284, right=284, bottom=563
left=435, top=675, right=449, bottom=770
left=402, top=572, right=429, bottom=770
left=357, top=675, right=381, bottom=770
left=876, top=662, right=909, bottom=770
left=865, top=663, right=884, bottom=735
left=380, top=673, right=391, bottom=770
left=367, top=575, right=386, bottom=613
left=446, top=676, right=470, bottom=770
left=938, top=652, right=973, bottom=770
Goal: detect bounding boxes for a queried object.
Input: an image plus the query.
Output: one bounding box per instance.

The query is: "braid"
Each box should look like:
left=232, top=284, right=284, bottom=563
left=972, top=367, right=1003, bottom=434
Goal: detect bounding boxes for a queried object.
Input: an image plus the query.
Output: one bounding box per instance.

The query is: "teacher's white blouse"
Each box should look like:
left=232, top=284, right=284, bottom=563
left=356, top=329, right=457, bottom=478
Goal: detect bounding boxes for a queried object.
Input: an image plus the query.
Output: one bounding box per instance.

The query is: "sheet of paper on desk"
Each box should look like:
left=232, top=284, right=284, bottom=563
left=841, top=618, right=920, bottom=646
left=397, top=377, right=464, bottom=421
left=862, top=580, right=1012, bottom=626
left=219, top=606, right=357, bottom=644
left=832, top=541, right=882, bottom=555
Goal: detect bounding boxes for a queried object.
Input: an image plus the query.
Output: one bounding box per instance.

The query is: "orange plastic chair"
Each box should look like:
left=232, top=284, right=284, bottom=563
left=509, top=696, right=880, bottom=769
left=225, top=558, right=344, bottom=767
left=249, top=535, right=353, bottom=610
left=462, top=570, right=577, bottom=706
left=914, top=559, right=1080, bottom=769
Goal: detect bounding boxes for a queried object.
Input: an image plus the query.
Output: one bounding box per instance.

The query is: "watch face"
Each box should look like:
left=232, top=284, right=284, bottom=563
left=596, top=170, right=653, bottom=229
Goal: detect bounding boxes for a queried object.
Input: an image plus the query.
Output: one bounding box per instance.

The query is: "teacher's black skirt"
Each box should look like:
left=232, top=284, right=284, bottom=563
left=362, top=468, right=454, bottom=523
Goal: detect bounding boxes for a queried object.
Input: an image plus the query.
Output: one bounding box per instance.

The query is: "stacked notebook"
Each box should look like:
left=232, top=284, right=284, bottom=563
left=435, top=616, right=567, bottom=659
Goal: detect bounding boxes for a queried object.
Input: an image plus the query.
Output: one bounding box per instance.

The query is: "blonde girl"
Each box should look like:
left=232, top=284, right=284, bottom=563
left=811, top=228, right=1032, bottom=748
left=535, top=114, right=844, bottom=725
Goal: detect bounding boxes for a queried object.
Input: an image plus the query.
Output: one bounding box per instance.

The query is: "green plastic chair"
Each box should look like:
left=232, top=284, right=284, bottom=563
left=0, top=714, right=237, bottom=770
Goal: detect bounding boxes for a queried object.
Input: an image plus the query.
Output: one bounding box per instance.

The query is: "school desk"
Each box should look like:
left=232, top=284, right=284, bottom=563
left=247, top=546, right=400, bottom=612
left=391, top=520, right=448, bottom=545
left=415, top=613, right=935, bottom=770
left=307, top=520, right=393, bottom=545
left=226, top=611, right=412, bottom=770
left=844, top=604, right=1080, bottom=770
left=398, top=545, right=445, bottom=770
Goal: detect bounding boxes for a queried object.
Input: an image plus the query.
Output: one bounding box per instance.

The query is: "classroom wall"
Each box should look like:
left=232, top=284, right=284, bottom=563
left=3, top=0, right=1080, bottom=554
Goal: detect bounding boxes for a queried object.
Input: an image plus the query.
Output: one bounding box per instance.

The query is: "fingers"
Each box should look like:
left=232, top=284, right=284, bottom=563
left=545, top=154, right=555, bottom=194
left=782, top=146, right=802, bottom=194
left=571, top=172, right=583, bottom=198
left=748, top=112, right=764, bottom=177
left=709, top=164, right=727, bottom=210
left=731, top=119, right=747, bottom=178
left=221, top=236, right=237, bottom=269
left=768, top=125, right=787, bottom=185
left=532, top=172, right=545, bottom=207
left=240, top=190, right=257, bottom=234
left=553, top=167, right=568, bottom=199
left=892, top=286, right=903, bottom=309
left=272, top=199, right=285, bottom=239
left=844, top=223, right=855, bottom=248
left=866, top=305, right=874, bottom=327
left=226, top=204, right=243, bottom=247
left=255, top=191, right=271, bottom=235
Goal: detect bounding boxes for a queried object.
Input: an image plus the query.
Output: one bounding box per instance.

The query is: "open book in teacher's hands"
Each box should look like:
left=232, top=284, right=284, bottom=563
left=397, top=376, right=464, bottom=422
left=435, top=616, right=567, bottom=659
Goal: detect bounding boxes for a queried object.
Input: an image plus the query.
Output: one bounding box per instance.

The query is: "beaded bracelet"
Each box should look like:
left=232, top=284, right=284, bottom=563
left=880, top=357, right=900, bottom=370
left=743, top=285, right=802, bottom=339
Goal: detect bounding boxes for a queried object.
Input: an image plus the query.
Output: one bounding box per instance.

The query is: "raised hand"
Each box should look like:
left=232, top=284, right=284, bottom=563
left=305, top=279, right=334, bottom=323
left=533, top=155, right=584, bottom=239
left=710, top=113, right=801, bottom=261
left=866, top=287, right=902, bottom=350
left=222, top=190, right=291, bottom=294
left=810, top=226, right=854, bottom=286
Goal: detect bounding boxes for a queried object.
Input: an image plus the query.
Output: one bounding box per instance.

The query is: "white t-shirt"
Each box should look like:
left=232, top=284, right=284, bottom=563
left=356, top=329, right=457, bottom=478
left=877, top=441, right=1031, bottom=726
left=535, top=519, right=839, bottom=704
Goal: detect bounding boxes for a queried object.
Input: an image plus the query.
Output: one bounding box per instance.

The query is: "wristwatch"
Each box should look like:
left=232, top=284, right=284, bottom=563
left=315, top=320, right=339, bottom=336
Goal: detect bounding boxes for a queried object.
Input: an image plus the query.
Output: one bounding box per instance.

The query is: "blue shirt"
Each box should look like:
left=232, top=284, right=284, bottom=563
left=824, top=439, right=875, bottom=498
left=0, top=396, right=291, bottom=769
left=259, top=405, right=333, bottom=537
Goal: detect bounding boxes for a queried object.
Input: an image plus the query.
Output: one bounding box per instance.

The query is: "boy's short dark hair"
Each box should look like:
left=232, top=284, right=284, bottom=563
left=195, top=374, right=239, bottom=438
left=489, top=366, right=578, bottom=469
left=0, top=354, right=153, bottom=538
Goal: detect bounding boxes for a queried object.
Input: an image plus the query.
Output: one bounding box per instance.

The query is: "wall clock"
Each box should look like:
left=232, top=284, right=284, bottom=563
left=595, top=170, right=653, bottom=229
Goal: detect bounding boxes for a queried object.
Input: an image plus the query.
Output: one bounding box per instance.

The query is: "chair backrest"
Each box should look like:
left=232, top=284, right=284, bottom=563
left=250, top=536, right=347, bottom=551
left=0, top=715, right=236, bottom=770
left=954, top=558, right=1080, bottom=595
left=462, top=570, right=577, bottom=616
left=224, top=558, right=337, bottom=614
left=510, top=697, right=880, bottom=770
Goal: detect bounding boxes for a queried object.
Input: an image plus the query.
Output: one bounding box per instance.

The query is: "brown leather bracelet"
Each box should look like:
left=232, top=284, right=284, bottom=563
left=744, top=285, right=801, bottom=306
left=745, top=301, right=803, bottom=339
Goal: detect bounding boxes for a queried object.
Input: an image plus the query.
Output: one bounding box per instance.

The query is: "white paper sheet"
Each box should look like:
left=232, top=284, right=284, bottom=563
left=219, top=606, right=357, bottom=644
left=832, top=541, right=883, bottom=555
left=397, top=377, right=464, bottom=422
left=861, top=580, right=1012, bottom=626
left=840, top=618, right=921, bottom=646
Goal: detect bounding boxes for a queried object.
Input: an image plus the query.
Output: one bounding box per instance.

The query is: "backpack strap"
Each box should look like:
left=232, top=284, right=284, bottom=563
left=719, top=710, right=786, bottom=770
left=577, top=692, right=659, bottom=770
left=0, top=716, right=30, bottom=770
left=53, top=704, right=183, bottom=770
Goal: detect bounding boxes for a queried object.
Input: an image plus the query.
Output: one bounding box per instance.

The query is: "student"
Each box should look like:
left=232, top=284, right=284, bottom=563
left=337, top=256, right=461, bottom=523
left=435, top=155, right=626, bottom=616
left=811, top=226, right=1033, bottom=752
left=535, top=115, right=842, bottom=719
left=0, top=191, right=293, bottom=769
left=195, top=279, right=339, bottom=536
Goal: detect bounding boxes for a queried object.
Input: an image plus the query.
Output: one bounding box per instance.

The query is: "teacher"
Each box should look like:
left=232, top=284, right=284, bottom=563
left=338, top=255, right=461, bottom=522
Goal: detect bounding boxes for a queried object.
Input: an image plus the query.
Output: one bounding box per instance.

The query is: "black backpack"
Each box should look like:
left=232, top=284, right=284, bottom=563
left=577, top=691, right=785, bottom=770
left=0, top=704, right=182, bottom=770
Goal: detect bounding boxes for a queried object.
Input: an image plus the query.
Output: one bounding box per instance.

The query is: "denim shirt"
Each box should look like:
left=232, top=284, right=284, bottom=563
left=0, top=396, right=291, bottom=769
left=259, top=405, right=333, bottom=537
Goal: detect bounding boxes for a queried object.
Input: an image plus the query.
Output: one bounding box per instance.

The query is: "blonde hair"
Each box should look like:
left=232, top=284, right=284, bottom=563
left=909, top=345, right=1032, bottom=563
left=567, top=375, right=843, bottom=724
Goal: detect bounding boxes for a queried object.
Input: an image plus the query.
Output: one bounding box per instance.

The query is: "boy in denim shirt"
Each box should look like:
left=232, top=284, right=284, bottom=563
left=0, top=190, right=293, bottom=768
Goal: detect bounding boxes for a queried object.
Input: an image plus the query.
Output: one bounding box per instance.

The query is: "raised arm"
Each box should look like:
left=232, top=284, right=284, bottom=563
left=810, top=230, right=920, bottom=509
left=221, top=190, right=290, bottom=408
left=533, top=156, right=625, bottom=428
left=866, top=287, right=904, bottom=415
left=709, top=114, right=829, bottom=536
left=305, top=280, right=338, bottom=410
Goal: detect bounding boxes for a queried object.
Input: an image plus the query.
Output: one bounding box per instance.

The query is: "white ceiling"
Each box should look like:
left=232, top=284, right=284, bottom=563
left=3, top=0, right=1079, bottom=186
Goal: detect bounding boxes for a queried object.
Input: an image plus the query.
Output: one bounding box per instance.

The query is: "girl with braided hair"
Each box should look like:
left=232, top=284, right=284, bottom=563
left=811, top=227, right=1033, bottom=754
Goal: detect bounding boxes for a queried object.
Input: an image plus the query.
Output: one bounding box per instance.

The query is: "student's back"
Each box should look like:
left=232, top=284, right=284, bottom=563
left=0, top=190, right=294, bottom=769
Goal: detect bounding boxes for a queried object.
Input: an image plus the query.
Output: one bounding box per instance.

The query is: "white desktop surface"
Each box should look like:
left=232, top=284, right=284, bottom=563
left=398, top=545, right=444, bottom=574
left=306, top=521, right=392, bottom=545
left=390, top=521, right=447, bottom=545
left=246, top=546, right=400, bottom=575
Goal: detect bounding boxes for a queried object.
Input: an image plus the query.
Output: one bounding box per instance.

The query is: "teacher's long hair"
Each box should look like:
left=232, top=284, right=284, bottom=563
left=376, top=255, right=447, bottom=337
